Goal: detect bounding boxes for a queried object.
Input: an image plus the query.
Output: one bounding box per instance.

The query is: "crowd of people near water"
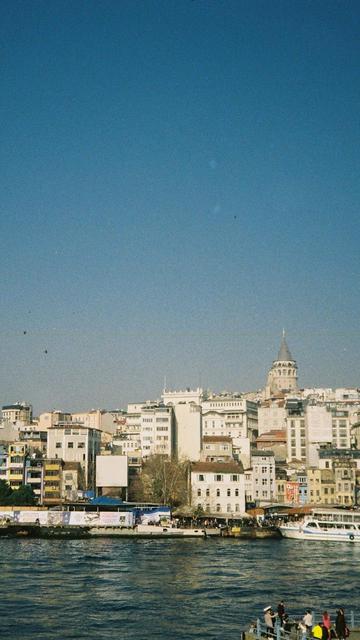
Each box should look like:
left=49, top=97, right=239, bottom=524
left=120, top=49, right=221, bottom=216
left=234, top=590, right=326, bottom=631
left=252, top=601, right=350, bottom=640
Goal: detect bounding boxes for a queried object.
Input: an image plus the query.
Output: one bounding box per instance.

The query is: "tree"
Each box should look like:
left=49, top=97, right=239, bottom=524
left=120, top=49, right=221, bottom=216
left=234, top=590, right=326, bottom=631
left=0, top=479, right=13, bottom=505
left=8, top=484, right=36, bottom=506
left=135, top=455, right=190, bottom=507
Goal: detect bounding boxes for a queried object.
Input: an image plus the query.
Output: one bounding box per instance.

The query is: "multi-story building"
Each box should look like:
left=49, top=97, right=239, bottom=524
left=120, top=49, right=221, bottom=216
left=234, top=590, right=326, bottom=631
left=139, top=404, right=173, bottom=458
left=24, top=458, right=44, bottom=501
left=258, top=399, right=286, bottom=436
left=162, top=389, right=202, bottom=461
left=307, top=457, right=356, bottom=507
left=249, top=450, right=275, bottom=505
left=7, top=442, right=27, bottom=490
left=0, top=443, right=8, bottom=482
left=201, top=395, right=257, bottom=467
left=19, top=428, right=47, bottom=457
left=43, top=459, right=63, bottom=505
left=256, top=430, right=287, bottom=462
left=38, top=411, right=71, bottom=430
left=47, top=423, right=101, bottom=490
left=191, top=461, right=245, bottom=516
left=2, top=402, right=32, bottom=426
left=200, top=436, right=233, bottom=463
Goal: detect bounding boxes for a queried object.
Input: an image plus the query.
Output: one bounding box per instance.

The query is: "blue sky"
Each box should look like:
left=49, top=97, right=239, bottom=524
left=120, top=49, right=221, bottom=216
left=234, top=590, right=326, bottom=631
left=1, top=0, right=359, bottom=413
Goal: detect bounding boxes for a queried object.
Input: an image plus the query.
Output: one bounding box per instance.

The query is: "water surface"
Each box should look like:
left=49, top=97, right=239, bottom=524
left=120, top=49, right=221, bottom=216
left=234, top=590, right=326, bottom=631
left=1, top=537, right=358, bottom=640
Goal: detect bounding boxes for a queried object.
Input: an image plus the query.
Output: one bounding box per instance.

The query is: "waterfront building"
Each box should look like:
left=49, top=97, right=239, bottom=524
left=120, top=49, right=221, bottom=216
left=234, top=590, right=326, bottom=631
left=24, top=457, right=44, bottom=500
left=96, top=455, right=128, bottom=499
left=62, top=461, right=84, bottom=502
left=265, top=332, right=298, bottom=399
left=2, top=402, right=32, bottom=426
left=162, top=388, right=202, bottom=461
left=7, top=442, right=27, bottom=490
left=249, top=450, right=276, bottom=505
left=307, top=456, right=356, bottom=506
left=0, top=443, right=8, bottom=482
left=191, top=461, right=245, bottom=516
left=47, top=423, right=101, bottom=490
left=43, top=458, right=63, bottom=505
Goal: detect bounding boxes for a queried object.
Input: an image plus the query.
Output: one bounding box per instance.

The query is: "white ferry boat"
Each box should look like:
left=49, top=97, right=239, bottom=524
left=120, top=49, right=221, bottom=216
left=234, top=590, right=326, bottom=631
left=279, top=508, right=360, bottom=542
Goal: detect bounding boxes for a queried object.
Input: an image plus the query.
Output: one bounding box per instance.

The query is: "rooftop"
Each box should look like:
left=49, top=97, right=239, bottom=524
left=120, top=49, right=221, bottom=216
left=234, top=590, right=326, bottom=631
left=203, top=435, right=232, bottom=443
left=191, top=461, right=244, bottom=474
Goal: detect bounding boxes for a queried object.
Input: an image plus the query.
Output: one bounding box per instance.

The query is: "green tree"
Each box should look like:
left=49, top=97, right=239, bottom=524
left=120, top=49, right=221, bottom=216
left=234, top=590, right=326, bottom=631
left=8, top=484, right=36, bottom=506
left=0, top=479, right=13, bottom=505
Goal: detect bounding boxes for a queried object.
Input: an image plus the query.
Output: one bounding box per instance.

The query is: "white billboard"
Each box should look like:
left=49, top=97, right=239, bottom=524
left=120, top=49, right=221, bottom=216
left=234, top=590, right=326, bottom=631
left=96, top=455, right=128, bottom=488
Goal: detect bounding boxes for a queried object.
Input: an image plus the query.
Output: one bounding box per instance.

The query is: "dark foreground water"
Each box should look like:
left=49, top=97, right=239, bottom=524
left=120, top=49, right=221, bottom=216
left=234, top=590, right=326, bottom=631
left=1, top=537, right=359, bottom=640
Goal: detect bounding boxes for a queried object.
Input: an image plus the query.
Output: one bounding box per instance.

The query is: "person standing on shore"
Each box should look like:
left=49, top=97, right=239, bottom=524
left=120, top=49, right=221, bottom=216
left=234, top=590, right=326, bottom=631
left=335, top=609, right=347, bottom=640
left=277, top=601, right=285, bottom=626
left=264, top=607, right=275, bottom=636
left=303, top=610, right=313, bottom=633
left=322, top=612, right=331, bottom=640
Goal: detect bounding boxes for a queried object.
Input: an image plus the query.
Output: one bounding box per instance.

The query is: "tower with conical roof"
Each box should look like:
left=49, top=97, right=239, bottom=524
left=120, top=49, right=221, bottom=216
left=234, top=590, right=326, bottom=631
left=265, top=331, right=298, bottom=398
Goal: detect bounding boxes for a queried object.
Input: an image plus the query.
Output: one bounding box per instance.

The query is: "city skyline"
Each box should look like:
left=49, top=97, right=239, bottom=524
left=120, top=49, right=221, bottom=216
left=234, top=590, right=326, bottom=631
left=1, top=1, right=360, bottom=412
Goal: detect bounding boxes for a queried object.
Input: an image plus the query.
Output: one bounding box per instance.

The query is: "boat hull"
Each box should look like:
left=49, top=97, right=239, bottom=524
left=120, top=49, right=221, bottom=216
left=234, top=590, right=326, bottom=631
left=279, top=525, right=360, bottom=542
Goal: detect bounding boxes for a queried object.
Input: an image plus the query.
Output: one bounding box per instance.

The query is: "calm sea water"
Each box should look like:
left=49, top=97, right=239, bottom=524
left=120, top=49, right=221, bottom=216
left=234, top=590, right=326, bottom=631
left=1, top=537, right=359, bottom=640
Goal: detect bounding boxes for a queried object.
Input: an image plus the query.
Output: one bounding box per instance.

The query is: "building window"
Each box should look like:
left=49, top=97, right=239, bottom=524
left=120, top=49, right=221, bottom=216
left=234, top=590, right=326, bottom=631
left=235, top=489, right=239, bottom=497
left=227, top=489, right=231, bottom=497
left=68, top=442, right=74, bottom=448
left=216, top=504, right=221, bottom=512
left=214, top=475, right=223, bottom=482
left=206, top=488, right=210, bottom=497
left=216, top=489, right=220, bottom=497
left=55, top=443, right=62, bottom=449
left=227, top=504, right=231, bottom=513
left=198, top=474, right=204, bottom=481
left=231, top=475, right=238, bottom=481
left=197, top=489, right=201, bottom=497
left=78, top=442, right=85, bottom=449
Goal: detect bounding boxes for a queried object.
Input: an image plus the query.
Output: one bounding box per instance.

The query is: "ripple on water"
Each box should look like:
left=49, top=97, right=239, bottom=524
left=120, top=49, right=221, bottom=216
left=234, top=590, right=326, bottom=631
left=1, top=537, right=359, bottom=640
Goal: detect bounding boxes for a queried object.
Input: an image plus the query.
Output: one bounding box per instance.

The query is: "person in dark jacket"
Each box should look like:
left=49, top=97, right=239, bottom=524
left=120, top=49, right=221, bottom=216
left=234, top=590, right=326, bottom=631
left=335, top=609, right=346, bottom=640
left=278, top=601, right=286, bottom=626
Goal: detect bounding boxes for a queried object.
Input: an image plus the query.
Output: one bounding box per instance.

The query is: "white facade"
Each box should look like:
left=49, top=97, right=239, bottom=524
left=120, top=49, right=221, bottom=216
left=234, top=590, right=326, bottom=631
left=47, top=424, right=101, bottom=489
left=172, top=402, right=201, bottom=461
left=250, top=451, right=275, bottom=505
left=258, top=404, right=286, bottom=436
left=140, top=405, right=173, bottom=458
left=191, top=462, right=245, bottom=515
left=162, top=389, right=202, bottom=461
left=96, top=455, right=128, bottom=488
left=201, top=396, right=257, bottom=467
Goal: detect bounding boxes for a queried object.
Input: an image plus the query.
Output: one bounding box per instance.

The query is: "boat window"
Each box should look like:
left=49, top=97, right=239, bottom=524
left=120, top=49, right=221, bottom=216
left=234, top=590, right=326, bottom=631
left=307, top=522, right=318, bottom=528
left=344, top=524, right=355, bottom=530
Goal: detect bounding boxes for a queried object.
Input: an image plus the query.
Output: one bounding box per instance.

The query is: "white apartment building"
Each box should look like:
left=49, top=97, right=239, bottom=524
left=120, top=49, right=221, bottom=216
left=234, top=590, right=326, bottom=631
left=249, top=450, right=275, bottom=505
left=140, top=405, right=173, bottom=458
left=47, top=424, right=101, bottom=489
left=201, top=395, right=257, bottom=467
left=162, top=389, right=202, bottom=461
left=112, top=409, right=141, bottom=456
left=38, top=411, right=71, bottom=430
left=191, top=461, right=245, bottom=516
left=2, top=402, right=32, bottom=426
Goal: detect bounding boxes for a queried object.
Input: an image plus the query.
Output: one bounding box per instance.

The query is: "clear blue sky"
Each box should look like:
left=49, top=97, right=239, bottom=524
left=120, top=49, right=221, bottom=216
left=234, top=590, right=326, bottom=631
left=1, top=0, right=359, bottom=413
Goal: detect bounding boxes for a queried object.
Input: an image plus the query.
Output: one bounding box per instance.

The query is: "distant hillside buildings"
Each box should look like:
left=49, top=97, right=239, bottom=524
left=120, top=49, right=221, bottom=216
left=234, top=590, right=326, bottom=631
left=1, top=332, right=360, bottom=513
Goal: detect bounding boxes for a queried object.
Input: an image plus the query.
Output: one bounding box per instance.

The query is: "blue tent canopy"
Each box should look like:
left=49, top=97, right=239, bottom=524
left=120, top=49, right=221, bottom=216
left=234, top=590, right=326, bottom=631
left=90, top=496, right=123, bottom=506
